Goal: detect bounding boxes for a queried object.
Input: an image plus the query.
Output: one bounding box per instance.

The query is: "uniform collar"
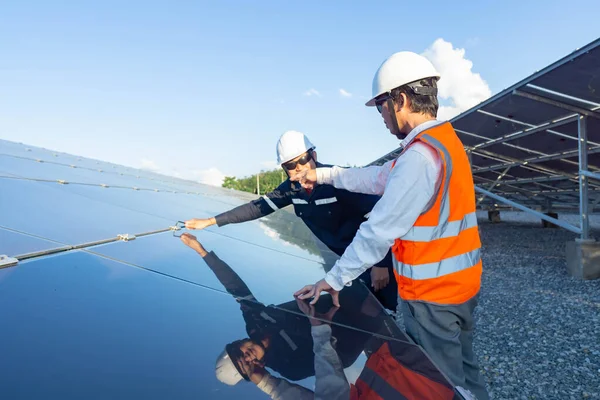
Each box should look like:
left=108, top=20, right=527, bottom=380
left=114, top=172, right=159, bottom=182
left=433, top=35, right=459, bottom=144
left=400, top=119, right=445, bottom=150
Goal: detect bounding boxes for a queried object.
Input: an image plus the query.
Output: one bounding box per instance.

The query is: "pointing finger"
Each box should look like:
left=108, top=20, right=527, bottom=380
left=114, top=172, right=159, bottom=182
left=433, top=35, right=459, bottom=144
left=298, top=287, right=315, bottom=300
left=294, top=285, right=313, bottom=297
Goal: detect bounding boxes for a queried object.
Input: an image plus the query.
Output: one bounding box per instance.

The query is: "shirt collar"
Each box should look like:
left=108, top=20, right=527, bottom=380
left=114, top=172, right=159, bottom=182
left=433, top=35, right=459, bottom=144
left=400, top=119, right=445, bottom=150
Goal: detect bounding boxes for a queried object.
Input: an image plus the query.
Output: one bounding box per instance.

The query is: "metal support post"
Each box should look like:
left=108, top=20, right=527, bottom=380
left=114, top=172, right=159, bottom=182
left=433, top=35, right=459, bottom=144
left=545, top=198, right=553, bottom=213
left=578, top=115, right=590, bottom=239
left=477, top=167, right=511, bottom=205
left=474, top=186, right=582, bottom=234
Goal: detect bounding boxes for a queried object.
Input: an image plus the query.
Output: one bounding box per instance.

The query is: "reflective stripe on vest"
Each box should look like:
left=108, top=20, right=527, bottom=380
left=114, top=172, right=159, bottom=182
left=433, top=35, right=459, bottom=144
left=422, top=134, right=452, bottom=231
left=402, top=211, right=478, bottom=242
left=394, top=248, right=481, bottom=280
left=358, top=366, right=409, bottom=400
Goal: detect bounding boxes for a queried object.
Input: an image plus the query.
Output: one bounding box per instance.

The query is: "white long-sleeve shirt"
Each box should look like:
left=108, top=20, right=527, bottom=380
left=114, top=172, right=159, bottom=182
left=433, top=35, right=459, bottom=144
left=317, top=120, right=444, bottom=291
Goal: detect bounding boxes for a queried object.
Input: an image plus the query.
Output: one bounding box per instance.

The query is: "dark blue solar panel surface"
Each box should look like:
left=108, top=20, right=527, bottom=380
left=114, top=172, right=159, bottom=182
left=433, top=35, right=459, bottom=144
left=0, top=139, right=459, bottom=399
left=0, top=227, right=63, bottom=256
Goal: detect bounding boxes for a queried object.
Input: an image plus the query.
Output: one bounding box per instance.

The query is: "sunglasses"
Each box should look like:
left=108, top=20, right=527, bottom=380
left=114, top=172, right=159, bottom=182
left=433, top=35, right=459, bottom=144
left=375, top=95, right=391, bottom=114
left=282, top=151, right=313, bottom=170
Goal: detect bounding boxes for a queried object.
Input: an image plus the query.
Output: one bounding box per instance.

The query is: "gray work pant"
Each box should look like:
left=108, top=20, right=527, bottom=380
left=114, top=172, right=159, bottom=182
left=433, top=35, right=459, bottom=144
left=400, top=294, right=490, bottom=400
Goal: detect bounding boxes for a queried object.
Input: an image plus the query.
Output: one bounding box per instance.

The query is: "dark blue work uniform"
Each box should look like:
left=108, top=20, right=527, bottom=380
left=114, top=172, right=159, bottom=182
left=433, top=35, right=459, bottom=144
left=201, top=251, right=373, bottom=381
left=214, top=162, right=398, bottom=311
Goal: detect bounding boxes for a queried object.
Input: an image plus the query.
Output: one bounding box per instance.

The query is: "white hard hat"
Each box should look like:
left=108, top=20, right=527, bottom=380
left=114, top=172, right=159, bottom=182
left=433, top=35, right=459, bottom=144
left=276, top=131, right=315, bottom=165
left=366, top=52, right=440, bottom=107
left=215, top=349, right=243, bottom=386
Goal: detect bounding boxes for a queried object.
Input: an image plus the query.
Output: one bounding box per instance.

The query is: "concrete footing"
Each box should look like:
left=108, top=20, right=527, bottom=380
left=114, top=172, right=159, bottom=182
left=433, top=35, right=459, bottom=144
left=542, top=212, right=559, bottom=228
left=566, top=239, right=600, bottom=280
left=488, top=210, right=501, bottom=223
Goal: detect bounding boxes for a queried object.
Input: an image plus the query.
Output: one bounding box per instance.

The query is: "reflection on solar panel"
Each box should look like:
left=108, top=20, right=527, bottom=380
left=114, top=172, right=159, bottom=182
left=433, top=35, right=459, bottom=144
left=369, top=37, right=600, bottom=240
left=0, top=139, right=463, bottom=398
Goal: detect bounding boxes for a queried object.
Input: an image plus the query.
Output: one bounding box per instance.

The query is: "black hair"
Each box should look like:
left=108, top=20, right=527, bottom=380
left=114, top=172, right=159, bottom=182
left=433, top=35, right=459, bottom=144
left=391, top=77, right=439, bottom=117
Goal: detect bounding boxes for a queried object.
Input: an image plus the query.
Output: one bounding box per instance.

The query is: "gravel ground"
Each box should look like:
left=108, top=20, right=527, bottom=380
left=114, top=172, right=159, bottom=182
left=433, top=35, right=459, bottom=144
left=397, top=212, right=600, bottom=399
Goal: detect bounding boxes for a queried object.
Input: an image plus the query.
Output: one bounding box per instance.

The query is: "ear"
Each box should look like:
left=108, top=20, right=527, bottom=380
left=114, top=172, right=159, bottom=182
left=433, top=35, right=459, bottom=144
left=312, top=150, right=318, bottom=162
left=395, top=92, right=409, bottom=112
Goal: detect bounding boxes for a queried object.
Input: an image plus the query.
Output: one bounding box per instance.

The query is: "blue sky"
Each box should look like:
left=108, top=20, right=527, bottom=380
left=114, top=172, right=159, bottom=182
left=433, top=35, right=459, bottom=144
left=1, top=0, right=599, bottom=185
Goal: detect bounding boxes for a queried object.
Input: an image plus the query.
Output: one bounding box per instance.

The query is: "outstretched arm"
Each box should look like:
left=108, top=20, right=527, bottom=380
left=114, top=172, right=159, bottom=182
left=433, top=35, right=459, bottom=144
left=186, top=181, right=294, bottom=229
left=291, top=161, right=395, bottom=196
left=296, top=298, right=350, bottom=400
left=180, top=233, right=255, bottom=300
left=318, top=161, right=394, bottom=196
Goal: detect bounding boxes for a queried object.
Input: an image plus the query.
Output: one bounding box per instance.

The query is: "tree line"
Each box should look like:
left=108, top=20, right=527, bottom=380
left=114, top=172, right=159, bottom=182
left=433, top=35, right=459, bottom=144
left=222, top=168, right=287, bottom=194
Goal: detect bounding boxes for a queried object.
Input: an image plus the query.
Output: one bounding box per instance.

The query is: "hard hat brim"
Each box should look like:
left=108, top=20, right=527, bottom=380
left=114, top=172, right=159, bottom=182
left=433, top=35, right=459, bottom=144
left=365, top=97, right=379, bottom=107
left=365, top=74, right=441, bottom=107
left=365, top=90, right=389, bottom=107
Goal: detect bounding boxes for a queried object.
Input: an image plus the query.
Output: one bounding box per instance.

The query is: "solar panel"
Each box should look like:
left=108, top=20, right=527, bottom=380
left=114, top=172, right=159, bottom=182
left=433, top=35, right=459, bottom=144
left=368, top=37, right=600, bottom=239
left=0, top=139, right=463, bottom=398
left=0, top=227, right=62, bottom=256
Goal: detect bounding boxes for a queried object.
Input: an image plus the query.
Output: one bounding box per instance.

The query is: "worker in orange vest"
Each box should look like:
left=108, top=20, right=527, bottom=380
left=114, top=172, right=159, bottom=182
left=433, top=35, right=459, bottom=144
left=297, top=297, right=458, bottom=400
left=350, top=341, right=457, bottom=400
left=294, top=51, right=489, bottom=399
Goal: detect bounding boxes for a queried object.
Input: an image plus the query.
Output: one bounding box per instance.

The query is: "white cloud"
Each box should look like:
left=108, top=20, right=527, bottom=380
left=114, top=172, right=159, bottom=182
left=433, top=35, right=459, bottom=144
left=140, top=158, right=160, bottom=172
left=258, top=221, right=299, bottom=249
left=260, top=160, right=279, bottom=170
left=192, top=167, right=226, bottom=187
left=422, top=38, right=491, bottom=121
left=303, top=88, right=321, bottom=97
left=339, top=88, right=352, bottom=97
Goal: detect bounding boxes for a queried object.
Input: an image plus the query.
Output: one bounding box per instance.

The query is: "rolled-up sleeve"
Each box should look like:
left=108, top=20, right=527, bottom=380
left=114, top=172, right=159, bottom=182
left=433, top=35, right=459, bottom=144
left=324, top=148, right=441, bottom=291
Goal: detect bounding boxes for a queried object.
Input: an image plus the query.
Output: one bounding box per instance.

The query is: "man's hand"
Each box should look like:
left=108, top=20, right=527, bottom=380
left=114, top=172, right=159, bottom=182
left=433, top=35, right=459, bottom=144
left=294, top=279, right=340, bottom=307
left=247, top=364, right=268, bottom=385
left=296, top=297, right=339, bottom=326
left=289, top=169, right=317, bottom=190
left=370, top=266, right=390, bottom=292
left=180, top=233, right=208, bottom=257
left=185, top=217, right=216, bottom=230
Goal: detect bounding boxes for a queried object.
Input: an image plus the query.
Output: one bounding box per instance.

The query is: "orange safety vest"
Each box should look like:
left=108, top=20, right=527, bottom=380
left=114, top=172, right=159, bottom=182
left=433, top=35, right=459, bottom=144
left=391, top=122, right=482, bottom=305
left=350, top=342, right=455, bottom=400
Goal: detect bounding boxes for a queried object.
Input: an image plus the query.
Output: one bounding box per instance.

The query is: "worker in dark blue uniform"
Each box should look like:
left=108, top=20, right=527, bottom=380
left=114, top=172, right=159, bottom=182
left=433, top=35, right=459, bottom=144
left=178, top=233, right=376, bottom=389
left=185, top=130, right=397, bottom=311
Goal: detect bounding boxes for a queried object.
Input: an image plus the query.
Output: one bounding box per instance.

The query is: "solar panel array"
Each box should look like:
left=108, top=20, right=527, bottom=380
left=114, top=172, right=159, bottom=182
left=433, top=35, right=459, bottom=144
left=0, top=139, right=461, bottom=399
